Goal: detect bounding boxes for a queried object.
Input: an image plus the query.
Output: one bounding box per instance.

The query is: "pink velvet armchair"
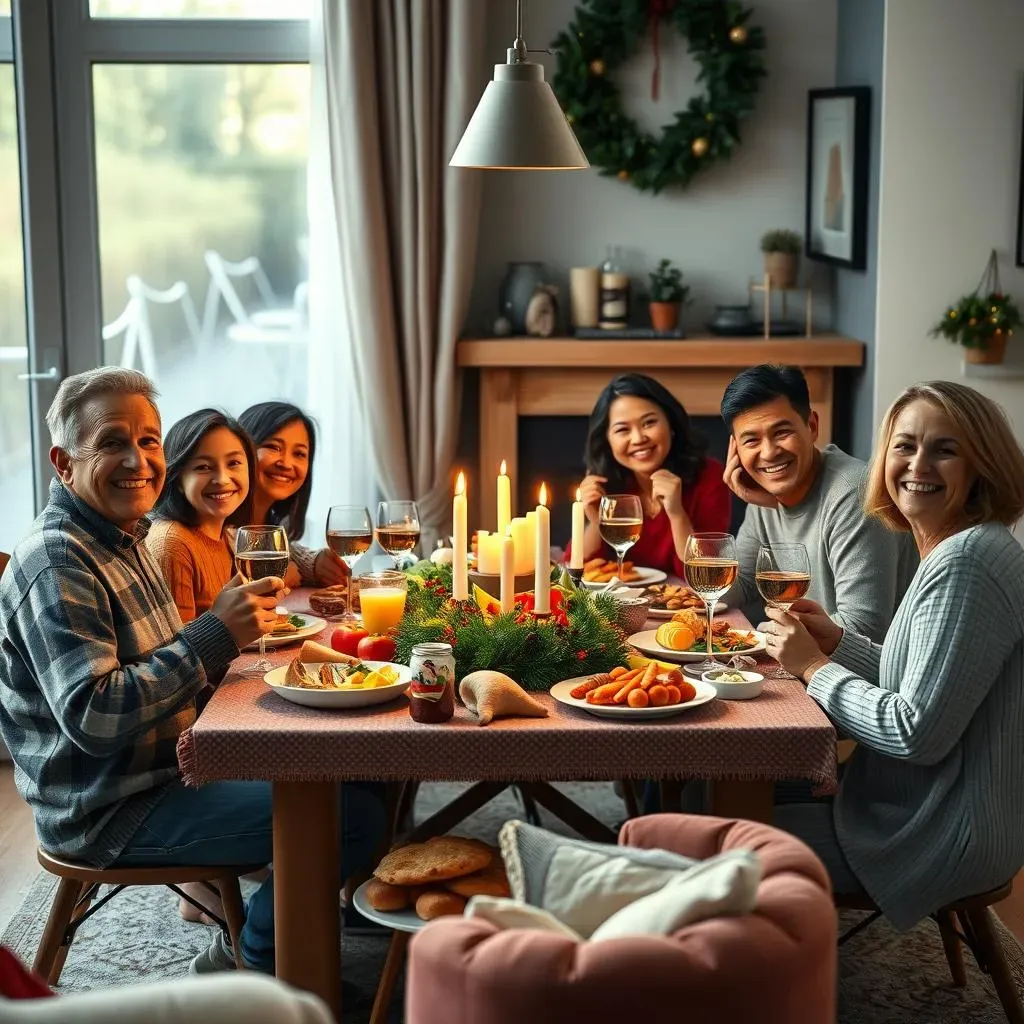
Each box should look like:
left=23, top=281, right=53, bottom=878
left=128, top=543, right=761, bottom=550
left=406, top=814, right=837, bottom=1024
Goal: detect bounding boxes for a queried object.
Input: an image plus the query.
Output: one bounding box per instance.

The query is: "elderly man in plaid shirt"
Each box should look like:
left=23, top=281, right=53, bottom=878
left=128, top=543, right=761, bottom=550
left=0, top=368, right=384, bottom=976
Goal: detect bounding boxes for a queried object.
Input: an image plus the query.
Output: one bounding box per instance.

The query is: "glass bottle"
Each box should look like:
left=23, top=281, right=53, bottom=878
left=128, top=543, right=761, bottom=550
left=599, top=246, right=630, bottom=330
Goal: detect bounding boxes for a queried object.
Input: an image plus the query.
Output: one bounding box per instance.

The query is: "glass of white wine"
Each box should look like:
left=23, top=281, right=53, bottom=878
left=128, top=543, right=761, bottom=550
left=598, top=494, right=643, bottom=585
left=325, top=505, right=373, bottom=623
left=683, top=532, right=739, bottom=676
left=235, top=524, right=290, bottom=674
left=755, top=542, right=811, bottom=611
left=375, top=500, right=421, bottom=569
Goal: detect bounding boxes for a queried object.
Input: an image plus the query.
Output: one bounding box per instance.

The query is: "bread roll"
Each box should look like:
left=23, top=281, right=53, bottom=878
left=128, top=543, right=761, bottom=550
left=365, top=879, right=411, bottom=912
left=415, top=890, right=466, bottom=920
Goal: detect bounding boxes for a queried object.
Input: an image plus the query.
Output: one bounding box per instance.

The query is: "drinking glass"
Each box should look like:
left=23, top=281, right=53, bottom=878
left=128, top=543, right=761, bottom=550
left=325, top=505, right=373, bottom=623
left=598, top=494, right=643, bottom=584
left=755, top=542, right=811, bottom=611
left=235, top=524, right=290, bottom=673
left=683, top=532, right=739, bottom=676
left=359, top=570, right=408, bottom=635
left=375, top=500, right=421, bottom=568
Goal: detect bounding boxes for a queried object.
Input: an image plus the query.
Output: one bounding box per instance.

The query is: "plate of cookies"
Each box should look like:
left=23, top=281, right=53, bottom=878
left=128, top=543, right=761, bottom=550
left=550, top=664, right=716, bottom=720
left=355, top=835, right=510, bottom=931
left=581, top=558, right=667, bottom=588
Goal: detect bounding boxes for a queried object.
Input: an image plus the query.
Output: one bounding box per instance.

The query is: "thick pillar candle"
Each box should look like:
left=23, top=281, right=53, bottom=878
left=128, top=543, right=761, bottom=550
left=500, top=530, right=515, bottom=612
left=510, top=516, right=531, bottom=575
left=570, top=486, right=585, bottom=569
left=534, top=483, right=551, bottom=614
left=452, top=471, right=468, bottom=601
left=497, top=460, right=512, bottom=536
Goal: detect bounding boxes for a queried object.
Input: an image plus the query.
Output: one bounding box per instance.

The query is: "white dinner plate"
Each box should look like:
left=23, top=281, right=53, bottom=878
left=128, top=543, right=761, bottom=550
left=581, top=567, right=668, bottom=589
left=626, top=629, right=767, bottom=664
left=646, top=600, right=728, bottom=620
left=352, top=880, right=424, bottom=934
left=245, top=609, right=327, bottom=650
left=263, top=660, right=411, bottom=709
left=550, top=676, right=717, bottom=720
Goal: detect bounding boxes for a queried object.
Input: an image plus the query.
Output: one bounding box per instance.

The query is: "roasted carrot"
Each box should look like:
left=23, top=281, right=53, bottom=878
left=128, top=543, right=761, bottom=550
left=570, top=673, right=610, bottom=700
left=638, top=661, right=659, bottom=691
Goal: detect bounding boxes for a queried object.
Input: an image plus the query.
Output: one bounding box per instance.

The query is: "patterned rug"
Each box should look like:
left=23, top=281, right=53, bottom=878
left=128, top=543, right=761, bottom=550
left=4, top=783, right=1022, bottom=1023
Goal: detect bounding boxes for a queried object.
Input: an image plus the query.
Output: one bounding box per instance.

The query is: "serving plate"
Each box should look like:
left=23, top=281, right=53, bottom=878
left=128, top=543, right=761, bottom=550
left=550, top=676, right=717, bottom=720
left=626, top=629, right=767, bottom=664
left=646, top=600, right=727, bottom=620
left=245, top=610, right=327, bottom=650
left=263, top=660, right=411, bottom=709
left=581, top=567, right=667, bottom=589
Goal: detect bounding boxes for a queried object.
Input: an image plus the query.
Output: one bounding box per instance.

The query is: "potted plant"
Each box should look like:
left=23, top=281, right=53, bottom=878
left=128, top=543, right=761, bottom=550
left=760, top=229, right=802, bottom=290
left=648, top=258, right=689, bottom=332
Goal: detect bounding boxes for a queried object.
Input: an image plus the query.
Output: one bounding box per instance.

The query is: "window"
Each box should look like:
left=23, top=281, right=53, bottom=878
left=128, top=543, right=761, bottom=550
left=90, top=0, right=311, bottom=18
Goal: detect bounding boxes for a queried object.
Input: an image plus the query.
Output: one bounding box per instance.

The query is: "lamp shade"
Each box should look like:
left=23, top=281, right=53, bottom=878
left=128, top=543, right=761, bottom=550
left=450, top=62, right=589, bottom=170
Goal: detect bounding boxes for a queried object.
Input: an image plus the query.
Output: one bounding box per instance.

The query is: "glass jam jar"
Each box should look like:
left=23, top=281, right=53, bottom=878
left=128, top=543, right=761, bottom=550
left=408, top=642, right=456, bottom=724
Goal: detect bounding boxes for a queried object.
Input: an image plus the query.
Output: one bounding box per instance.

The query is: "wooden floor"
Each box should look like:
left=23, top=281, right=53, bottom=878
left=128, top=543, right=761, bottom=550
left=1, top=762, right=1024, bottom=949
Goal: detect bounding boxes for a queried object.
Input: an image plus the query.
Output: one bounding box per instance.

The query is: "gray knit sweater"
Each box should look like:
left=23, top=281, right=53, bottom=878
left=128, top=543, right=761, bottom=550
left=807, top=522, right=1024, bottom=929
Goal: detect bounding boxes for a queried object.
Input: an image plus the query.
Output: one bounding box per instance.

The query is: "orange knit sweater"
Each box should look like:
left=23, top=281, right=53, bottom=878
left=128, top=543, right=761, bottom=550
left=145, top=518, right=234, bottom=623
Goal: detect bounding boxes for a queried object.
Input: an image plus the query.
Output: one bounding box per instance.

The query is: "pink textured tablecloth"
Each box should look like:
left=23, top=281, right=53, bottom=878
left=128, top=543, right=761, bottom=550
left=177, top=591, right=838, bottom=793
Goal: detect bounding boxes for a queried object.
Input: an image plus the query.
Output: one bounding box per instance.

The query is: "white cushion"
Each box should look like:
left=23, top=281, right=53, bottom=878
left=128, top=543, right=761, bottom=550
left=464, top=896, right=582, bottom=940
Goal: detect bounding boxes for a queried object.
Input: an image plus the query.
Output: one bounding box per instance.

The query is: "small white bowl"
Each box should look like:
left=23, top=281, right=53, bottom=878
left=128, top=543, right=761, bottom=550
left=701, top=668, right=765, bottom=700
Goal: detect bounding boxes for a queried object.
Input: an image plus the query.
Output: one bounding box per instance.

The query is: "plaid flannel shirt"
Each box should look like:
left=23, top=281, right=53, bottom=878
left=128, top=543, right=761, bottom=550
left=0, top=481, right=238, bottom=866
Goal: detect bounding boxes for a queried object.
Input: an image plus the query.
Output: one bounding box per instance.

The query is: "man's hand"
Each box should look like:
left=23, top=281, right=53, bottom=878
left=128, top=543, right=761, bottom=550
left=579, top=474, right=608, bottom=523
left=723, top=437, right=778, bottom=509
left=650, top=468, right=684, bottom=518
left=313, top=548, right=350, bottom=586
left=212, top=574, right=284, bottom=649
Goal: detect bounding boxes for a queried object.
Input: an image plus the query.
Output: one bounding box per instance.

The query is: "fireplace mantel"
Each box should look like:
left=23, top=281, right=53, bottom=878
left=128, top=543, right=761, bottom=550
left=457, top=336, right=865, bottom=528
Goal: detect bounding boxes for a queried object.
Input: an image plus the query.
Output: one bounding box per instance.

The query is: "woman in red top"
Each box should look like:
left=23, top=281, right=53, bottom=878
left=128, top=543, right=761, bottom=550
left=573, top=373, right=731, bottom=576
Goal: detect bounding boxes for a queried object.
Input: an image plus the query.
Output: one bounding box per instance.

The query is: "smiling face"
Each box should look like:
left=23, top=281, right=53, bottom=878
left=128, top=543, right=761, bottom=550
left=884, top=398, right=976, bottom=544
left=732, top=396, right=820, bottom=505
left=179, top=426, right=249, bottom=535
left=606, top=395, right=672, bottom=477
left=254, top=418, right=310, bottom=507
left=51, top=392, right=165, bottom=533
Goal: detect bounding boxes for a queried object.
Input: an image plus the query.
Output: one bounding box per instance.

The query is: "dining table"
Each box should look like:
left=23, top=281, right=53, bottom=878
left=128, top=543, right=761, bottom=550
left=177, top=587, right=838, bottom=1018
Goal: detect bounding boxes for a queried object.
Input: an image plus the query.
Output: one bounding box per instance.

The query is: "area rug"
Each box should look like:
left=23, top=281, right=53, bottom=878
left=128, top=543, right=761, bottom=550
left=3, top=783, right=1022, bottom=1023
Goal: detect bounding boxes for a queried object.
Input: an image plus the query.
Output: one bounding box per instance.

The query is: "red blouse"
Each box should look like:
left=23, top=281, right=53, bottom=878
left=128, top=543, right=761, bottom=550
left=565, top=458, right=731, bottom=578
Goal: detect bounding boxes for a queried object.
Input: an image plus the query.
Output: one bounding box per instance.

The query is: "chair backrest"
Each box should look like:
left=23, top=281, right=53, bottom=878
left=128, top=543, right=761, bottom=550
left=203, top=250, right=276, bottom=331
left=0, top=551, right=10, bottom=577
left=126, top=275, right=202, bottom=346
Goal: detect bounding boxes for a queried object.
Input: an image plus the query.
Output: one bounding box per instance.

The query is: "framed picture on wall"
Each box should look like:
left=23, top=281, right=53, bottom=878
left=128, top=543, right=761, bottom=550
left=805, top=87, right=871, bottom=270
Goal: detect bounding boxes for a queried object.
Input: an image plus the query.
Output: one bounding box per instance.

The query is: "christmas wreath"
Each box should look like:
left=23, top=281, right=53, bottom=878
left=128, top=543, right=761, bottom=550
left=394, top=562, right=629, bottom=692
left=551, top=0, right=766, bottom=194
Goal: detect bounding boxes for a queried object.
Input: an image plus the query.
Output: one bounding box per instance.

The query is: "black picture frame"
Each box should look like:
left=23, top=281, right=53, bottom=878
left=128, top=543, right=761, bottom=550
left=805, top=87, right=871, bottom=271
left=1016, top=94, right=1024, bottom=267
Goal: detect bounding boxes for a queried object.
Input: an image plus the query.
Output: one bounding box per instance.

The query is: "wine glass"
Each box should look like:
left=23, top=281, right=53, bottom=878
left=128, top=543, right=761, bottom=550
left=598, top=494, right=643, bottom=585
left=325, top=505, right=373, bottom=623
left=235, top=524, right=290, bottom=674
left=755, top=542, right=811, bottom=611
left=375, top=500, right=421, bottom=568
left=683, top=532, right=739, bottom=677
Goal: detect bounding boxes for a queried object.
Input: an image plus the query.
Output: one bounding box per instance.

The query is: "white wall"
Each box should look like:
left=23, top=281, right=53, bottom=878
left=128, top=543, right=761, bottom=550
left=875, top=0, right=1024, bottom=428
left=466, top=0, right=838, bottom=334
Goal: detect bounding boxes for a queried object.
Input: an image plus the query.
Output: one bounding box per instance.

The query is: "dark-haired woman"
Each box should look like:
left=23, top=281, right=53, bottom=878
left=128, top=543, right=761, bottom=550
left=148, top=409, right=256, bottom=623
left=238, top=401, right=347, bottom=588
left=572, top=374, right=731, bottom=576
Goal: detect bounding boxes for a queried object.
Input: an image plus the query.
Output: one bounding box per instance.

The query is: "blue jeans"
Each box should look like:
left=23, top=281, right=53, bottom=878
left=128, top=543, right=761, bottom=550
left=114, top=779, right=386, bottom=971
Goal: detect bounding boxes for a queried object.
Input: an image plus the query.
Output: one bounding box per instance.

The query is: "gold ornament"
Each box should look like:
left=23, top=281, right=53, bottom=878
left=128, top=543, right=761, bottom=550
left=617, top=169, right=630, bottom=181
left=729, top=25, right=748, bottom=44
left=705, top=112, right=715, bottom=122
left=991, top=305, right=999, bottom=313
left=948, top=310, right=957, bottom=318
left=589, top=59, right=605, bottom=76
left=691, top=136, right=709, bottom=157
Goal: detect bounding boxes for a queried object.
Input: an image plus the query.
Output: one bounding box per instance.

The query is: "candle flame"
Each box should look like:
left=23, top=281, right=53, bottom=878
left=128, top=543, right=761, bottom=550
left=499, top=459, right=507, bottom=476
left=576, top=486, right=582, bottom=502
left=539, top=482, right=548, bottom=506
left=455, top=471, right=466, bottom=496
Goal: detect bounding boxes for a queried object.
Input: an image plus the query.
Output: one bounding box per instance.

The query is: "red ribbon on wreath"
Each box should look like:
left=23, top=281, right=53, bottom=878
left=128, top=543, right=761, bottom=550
left=648, top=0, right=676, bottom=101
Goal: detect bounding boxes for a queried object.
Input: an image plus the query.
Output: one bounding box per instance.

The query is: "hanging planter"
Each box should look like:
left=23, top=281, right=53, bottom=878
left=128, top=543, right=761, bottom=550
left=929, top=249, right=1021, bottom=365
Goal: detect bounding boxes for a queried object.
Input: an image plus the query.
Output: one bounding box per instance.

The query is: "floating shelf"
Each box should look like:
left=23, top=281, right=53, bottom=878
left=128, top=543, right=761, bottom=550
left=962, top=362, right=1024, bottom=379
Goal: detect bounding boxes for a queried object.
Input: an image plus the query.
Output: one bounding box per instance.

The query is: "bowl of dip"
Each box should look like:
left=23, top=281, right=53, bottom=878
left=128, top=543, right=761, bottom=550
left=701, top=668, right=765, bottom=700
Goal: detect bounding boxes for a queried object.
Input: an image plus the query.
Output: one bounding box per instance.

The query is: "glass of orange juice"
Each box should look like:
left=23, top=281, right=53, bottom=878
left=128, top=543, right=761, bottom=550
left=358, top=570, right=408, bottom=635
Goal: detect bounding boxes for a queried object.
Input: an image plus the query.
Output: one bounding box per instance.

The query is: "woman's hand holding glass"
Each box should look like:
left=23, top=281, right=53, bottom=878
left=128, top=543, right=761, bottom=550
left=761, top=605, right=832, bottom=682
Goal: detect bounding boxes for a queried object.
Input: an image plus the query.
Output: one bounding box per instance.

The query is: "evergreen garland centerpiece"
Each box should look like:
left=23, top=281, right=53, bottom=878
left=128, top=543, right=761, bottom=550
left=551, top=0, right=766, bottom=194
left=394, top=562, right=629, bottom=692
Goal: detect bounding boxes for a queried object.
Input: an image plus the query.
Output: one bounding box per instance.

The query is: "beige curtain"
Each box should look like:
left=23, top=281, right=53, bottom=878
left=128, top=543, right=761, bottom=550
left=321, top=0, right=486, bottom=550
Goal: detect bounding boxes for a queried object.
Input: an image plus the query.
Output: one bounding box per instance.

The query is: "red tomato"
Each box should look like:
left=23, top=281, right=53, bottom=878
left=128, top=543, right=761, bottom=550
left=331, top=626, right=367, bottom=656
left=357, top=634, right=397, bottom=662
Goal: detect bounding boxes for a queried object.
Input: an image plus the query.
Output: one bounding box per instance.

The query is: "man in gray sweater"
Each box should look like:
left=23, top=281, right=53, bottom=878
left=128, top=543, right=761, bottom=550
left=721, top=365, right=916, bottom=642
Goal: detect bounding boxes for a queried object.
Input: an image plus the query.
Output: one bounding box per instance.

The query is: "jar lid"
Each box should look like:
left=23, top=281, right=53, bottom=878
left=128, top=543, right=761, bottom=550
left=412, top=642, right=453, bottom=656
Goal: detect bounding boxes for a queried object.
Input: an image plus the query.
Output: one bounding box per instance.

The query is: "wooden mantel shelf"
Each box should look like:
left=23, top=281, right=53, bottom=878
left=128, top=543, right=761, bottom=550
left=458, top=335, right=865, bottom=529
left=457, top=336, right=864, bottom=369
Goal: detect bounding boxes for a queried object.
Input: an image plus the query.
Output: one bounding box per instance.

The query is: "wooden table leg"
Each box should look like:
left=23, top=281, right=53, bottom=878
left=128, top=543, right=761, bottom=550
left=370, top=931, right=411, bottom=1024
left=273, top=780, right=340, bottom=1016
left=708, top=779, right=774, bottom=823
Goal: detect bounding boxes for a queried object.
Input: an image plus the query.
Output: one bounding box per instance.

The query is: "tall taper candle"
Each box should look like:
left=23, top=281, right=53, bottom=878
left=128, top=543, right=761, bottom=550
left=452, top=471, right=468, bottom=601
left=497, top=460, right=511, bottom=536
left=534, top=483, right=551, bottom=614
left=500, top=529, right=515, bottom=612
left=570, top=486, right=585, bottom=569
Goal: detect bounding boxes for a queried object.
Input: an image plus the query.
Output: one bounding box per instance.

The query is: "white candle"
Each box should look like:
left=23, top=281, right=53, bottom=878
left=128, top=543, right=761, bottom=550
left=534, top=483, right=551, bottom=614
left=476, top=530, right=494, bottom=574
left=570, top=485, right=585, bottom=569
left=497, top=460, right=512, bottom=536
left=525, top=510, right=537, bottom=576
left=510, top=516, right=531, bottom=575
left=452, top=471, right=468, bottom=601
left=500, top=529, right=515, bottom=612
